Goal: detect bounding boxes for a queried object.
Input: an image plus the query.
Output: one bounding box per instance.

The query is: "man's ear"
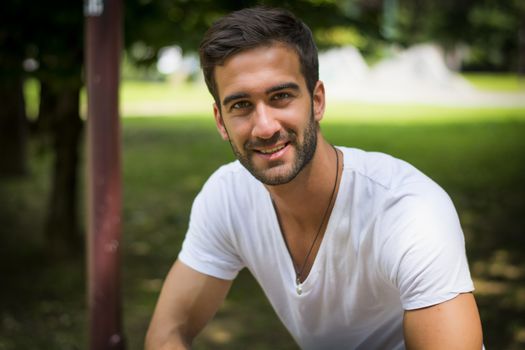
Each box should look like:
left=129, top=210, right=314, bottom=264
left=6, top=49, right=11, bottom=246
left=312, top=80, right=326, bottom=123
left=213, top=103, right=229, bottom=141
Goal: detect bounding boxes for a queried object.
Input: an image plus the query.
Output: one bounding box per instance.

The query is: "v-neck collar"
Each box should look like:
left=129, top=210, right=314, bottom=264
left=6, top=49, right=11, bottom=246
left=264, top=147, right=348, bottom=296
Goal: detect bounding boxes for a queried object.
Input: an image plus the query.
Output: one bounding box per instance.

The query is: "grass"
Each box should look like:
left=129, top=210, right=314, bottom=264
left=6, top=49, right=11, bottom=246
left=22, top=72, right=525, bottom=120
left=462, top=72, right=525, bottom=92
left=3, top=78, right=525, bottom=349
left=118, top=115, right=525, bottom=349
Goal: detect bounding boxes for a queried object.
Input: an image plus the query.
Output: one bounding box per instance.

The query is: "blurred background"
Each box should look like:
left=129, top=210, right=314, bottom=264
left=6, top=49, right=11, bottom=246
left=1, top=0, right=524, bottom=349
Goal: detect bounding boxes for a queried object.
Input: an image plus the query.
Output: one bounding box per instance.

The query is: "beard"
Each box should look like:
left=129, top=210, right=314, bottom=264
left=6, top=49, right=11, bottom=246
left=227, top=108, right=318, bottom=186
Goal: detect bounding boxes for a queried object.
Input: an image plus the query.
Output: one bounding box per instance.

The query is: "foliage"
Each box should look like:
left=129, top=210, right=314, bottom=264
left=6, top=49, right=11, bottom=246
left=122, top=0, right=525, bottom=72
left=124, top=0, right=383, bottom=64
left=464, top=0, right=523, bottom=70
left=0, top=1, right=83, bottom=82
left=391, top=0, right=525, bottom=70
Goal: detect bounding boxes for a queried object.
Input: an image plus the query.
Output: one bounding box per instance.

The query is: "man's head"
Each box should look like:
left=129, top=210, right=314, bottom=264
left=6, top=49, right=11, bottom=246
left=199, top=7, right=319, bottom=107
left=199, top=7, right=325, bottom=186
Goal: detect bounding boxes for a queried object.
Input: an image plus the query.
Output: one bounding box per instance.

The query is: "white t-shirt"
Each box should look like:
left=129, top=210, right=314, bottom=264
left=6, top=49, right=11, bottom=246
left=179, top=146, right=474, bottom=349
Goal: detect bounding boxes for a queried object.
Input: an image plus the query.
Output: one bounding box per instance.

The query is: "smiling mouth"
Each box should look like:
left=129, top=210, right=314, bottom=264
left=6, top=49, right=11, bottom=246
left=256, top=142, right=289, bottom=155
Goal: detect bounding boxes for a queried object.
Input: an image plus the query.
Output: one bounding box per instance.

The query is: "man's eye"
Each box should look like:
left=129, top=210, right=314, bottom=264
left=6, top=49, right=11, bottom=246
left=231, top=101, right=251, bottom=110
left=272, top=92, right=291, bottom=100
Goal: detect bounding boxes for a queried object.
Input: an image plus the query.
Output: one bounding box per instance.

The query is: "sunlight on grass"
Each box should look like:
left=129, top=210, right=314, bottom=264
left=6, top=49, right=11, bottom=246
left=23, top=76, right=525, bottom=120
left=326, top=102, right=525, bottom=123
left=122, top=80, right=210, bottom=101
left=462, top=73, right=525, bottom=92
left=118, top=79, right=525, bottom=121
left=120, top=80, right=213, bottom=116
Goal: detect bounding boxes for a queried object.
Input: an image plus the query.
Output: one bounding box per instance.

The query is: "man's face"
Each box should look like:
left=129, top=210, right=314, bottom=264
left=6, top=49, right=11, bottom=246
left=212, top=43, right=325, bottom=186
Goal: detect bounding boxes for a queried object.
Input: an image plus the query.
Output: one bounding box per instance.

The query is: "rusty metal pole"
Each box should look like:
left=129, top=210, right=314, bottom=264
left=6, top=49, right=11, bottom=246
left=85, top=0, right=124, bottom=349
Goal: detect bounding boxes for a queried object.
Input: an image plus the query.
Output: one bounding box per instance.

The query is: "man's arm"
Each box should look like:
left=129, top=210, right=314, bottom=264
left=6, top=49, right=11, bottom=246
left=403, top=292, right=483, bottom=349
left=145, top=259, right=232, bottom=350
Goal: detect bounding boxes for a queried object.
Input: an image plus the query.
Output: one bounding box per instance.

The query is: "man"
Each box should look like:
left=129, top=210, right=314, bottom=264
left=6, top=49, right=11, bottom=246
left=146, top=7, right=483, bottom=349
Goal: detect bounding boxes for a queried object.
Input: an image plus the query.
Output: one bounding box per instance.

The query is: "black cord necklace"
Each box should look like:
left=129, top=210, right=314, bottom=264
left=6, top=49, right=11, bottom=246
left=292, top=145, right=339, bottom=295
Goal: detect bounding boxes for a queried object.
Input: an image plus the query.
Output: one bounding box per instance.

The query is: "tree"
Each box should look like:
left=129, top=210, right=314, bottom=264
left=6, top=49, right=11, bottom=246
left=123, top=0, right=368, bottom=65
left=0, top=2, right=28, bottom=177
left=33, top=3, right=84, bottom=256
left=0, top=1, right=84, bottom=256
left=2, top=0, right=522, bottom=259
left=387, top=0, right=524, bottom=71
left=2, top=0, right=356, bottom=258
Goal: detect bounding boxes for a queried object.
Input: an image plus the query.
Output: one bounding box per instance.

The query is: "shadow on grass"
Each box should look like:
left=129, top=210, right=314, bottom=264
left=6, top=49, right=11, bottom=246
left=0, top=116, right=524, bottom=349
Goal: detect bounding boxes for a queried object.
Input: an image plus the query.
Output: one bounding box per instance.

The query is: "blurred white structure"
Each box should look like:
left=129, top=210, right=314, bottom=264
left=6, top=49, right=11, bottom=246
left=320, top=43, right=525, bottom=107
left=157, top=46, right=201, bottom=83
left=319, top=46, right=369, bottom=88
left=368, top=44, right=471, bottom=91
left=157, top=46, right=183, bottom=75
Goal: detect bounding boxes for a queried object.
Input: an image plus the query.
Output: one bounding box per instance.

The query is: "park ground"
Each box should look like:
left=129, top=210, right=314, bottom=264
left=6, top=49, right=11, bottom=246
left=0, top=74, right=524, bottom=349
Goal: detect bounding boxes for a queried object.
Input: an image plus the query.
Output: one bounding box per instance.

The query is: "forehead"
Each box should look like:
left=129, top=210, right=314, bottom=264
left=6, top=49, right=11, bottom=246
left=214, top=43, right=305, bottom=101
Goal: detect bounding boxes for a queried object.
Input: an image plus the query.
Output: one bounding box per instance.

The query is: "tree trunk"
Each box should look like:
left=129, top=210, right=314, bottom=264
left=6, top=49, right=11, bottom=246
left=0, top=77, right=27, bottom=177
left=519, top=17, right=525, bottom=77
left=39, top=80, right=83, bottom=257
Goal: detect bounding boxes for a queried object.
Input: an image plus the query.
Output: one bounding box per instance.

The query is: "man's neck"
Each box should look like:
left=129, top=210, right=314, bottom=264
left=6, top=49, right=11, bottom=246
left=265, top=137, right=340, bottom=228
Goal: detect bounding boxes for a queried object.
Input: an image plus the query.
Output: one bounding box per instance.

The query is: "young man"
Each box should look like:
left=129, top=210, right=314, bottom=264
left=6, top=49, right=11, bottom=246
left=146, top=7, right=483, bottom=349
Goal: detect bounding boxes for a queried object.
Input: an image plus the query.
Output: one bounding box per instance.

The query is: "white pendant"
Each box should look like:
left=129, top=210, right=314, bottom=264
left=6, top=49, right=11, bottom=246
left=296, top=282, right=303, bottom=295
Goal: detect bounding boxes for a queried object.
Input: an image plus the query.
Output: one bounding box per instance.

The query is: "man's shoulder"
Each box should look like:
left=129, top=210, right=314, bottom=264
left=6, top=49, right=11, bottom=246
left=339, top=146, right=430, bottom=192
left=210, top=159, right=246, bottom=179
left=198, top=160, right=261, bottom=200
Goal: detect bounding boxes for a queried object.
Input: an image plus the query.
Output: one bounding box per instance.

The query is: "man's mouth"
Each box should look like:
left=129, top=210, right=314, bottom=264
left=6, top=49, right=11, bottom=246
left=258, top=143, right=287, bottom=154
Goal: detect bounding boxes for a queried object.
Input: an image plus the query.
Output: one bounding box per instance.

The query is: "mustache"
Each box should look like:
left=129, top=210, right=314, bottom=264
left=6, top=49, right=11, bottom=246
left=244, top=130, right=297, bottom=149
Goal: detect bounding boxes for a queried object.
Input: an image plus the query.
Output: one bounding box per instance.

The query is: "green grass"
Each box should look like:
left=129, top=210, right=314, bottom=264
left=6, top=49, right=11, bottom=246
left=23, top=78, right=215, bottom=119
left=115, top=110, right=525, bottom=349
left=22, top=73, right=525, bottom=120
left=121, top=80, right=210, bottom=102
left=116, top=115, right=525, bottom=349
left=327, top=102, right=525, bottom=123
left=462, top=72, right=525, bottom=92
left=5, top=80, right=525, bottom=349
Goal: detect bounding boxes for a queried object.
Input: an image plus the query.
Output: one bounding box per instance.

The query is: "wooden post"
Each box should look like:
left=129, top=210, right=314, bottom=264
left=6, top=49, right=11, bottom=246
left=85, top=0, right=124, bottom=349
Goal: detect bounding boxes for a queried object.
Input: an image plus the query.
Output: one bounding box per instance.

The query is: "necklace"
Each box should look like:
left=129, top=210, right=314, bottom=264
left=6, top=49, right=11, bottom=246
left=292, top=145, right=339, bottom=295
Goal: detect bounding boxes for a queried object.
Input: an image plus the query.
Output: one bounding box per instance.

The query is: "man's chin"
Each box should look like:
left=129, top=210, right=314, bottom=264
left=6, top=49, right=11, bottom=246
left=250, top=165, right=298, bottom=186
left=236, top=150, right=299, bottom=185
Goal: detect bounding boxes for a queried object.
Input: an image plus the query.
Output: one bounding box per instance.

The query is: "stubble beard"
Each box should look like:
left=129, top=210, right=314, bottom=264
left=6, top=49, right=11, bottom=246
left=227, top=109, right=318, bottom=186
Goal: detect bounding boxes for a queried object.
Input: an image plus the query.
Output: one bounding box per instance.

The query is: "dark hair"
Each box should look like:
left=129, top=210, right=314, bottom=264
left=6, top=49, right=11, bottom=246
left=199, top=7, right=319, bottom=106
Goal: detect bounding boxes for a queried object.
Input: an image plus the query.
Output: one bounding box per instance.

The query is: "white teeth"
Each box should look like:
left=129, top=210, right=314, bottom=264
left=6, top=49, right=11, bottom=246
left=259, top=144, right=285, bottom=154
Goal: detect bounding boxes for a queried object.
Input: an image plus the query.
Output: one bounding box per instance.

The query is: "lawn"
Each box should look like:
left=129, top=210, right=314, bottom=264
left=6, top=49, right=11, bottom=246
left=462, top=72, right=525, bottom=92
left=2, top=78, right=525, bottom=349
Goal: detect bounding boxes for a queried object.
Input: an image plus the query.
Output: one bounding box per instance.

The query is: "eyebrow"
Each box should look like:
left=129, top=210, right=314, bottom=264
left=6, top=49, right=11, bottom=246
left=265, top=82, right=300, bottom=95
left=221, top=82, right=301, bottom=107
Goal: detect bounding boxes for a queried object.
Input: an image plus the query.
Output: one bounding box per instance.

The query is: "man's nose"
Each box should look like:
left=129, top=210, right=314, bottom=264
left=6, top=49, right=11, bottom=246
left=251, top=103, right=280, bottom=139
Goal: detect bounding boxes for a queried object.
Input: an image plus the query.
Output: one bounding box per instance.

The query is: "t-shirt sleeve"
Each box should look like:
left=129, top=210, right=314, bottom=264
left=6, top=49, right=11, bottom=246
left=377, top=181, right=475, bottom=310
left=178, top=174, right=244, bottom=280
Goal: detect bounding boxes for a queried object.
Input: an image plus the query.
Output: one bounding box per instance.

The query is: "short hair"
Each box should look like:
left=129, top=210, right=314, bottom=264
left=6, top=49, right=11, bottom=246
left=199, top=7, right=319, bottom=106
